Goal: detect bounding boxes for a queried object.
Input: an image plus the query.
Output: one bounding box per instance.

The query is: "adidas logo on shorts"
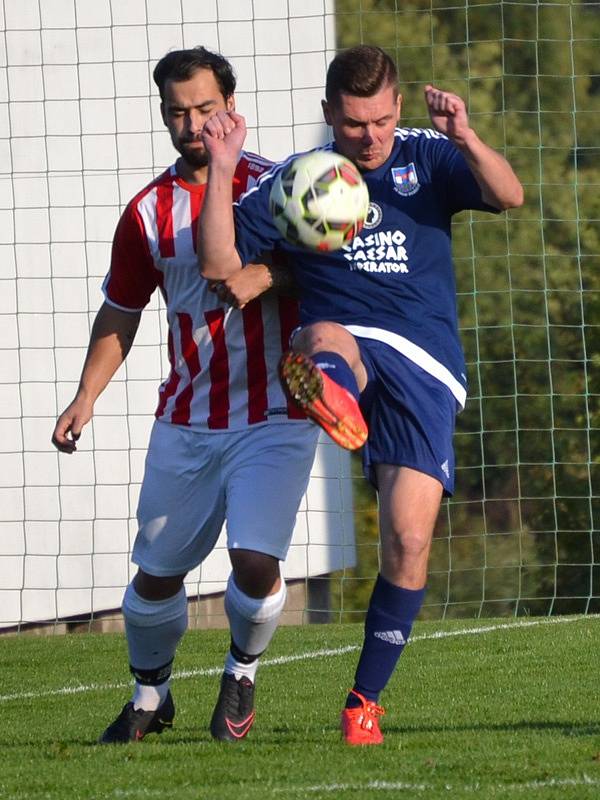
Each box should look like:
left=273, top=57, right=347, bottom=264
left=374, top=630, right=406, bottom=646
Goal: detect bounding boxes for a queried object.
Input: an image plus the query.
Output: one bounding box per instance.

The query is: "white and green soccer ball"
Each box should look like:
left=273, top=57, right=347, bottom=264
left=269, top=150, right=370, bottom=252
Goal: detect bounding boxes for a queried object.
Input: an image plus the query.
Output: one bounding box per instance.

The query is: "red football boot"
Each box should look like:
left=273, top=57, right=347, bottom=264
left=340, top=690, right=385, bottom=746
left=279, top=351, right=368, bottom=450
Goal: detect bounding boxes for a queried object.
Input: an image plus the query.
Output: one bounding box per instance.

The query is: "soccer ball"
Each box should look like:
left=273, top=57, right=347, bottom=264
left=269, top=151, right=370, bottom=251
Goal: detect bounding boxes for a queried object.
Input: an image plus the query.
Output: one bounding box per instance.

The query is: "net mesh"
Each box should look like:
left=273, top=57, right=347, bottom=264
left=334, top=0, right=600, bottom=619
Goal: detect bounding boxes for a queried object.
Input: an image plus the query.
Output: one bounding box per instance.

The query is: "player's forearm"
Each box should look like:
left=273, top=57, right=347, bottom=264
left=75, top=303, right=140, bottom=404
left=454, top=130, right=524, bottom=210
left=198, top=162, right=243, bottom=280
left=75, top=343, right=125, bottom=406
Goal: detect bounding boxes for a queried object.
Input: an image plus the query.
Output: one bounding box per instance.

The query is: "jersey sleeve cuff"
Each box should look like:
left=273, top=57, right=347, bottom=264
left=102, top=293, right=146, bottom=314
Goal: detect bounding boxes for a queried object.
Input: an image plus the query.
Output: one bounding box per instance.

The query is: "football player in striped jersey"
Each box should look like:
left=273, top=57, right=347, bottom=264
left=52, top=47, right=319, bottom=744
left=198, top=44, right=523, bottom=745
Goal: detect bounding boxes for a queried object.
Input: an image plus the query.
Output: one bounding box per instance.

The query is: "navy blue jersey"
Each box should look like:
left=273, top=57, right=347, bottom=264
left=234, top=128, right=500, bottom=408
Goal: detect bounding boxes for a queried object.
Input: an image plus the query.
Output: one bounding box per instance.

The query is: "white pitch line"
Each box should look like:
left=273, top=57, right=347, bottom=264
left=278, top=774, right=600, bottom=794
left=0, top=614, right=596, bottom=704
left=292, top=780, right=429, bottom=793
left=2, top=775, right=599, bottom=799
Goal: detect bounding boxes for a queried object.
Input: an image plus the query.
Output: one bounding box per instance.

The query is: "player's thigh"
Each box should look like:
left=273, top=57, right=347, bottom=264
left=376, top=464, right=443, bottom=541
left=133, top=422, right=226, bottom=576
left=358, top=340, right=458, bottom=494
left=224, top=422, right=319, bottom=560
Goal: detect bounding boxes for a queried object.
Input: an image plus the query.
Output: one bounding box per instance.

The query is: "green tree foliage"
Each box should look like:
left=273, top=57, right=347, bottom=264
left=331, top=0, right=600, bottom=619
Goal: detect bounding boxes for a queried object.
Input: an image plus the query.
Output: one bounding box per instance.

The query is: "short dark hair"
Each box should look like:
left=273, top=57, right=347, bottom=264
left=153, top=46, right=236, bottom=102
left=325, top=45, right=398, bottom=105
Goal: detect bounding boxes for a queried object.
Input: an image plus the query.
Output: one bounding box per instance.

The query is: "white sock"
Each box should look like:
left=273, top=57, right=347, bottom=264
left=132, top=679, right=170, bottom=712
left=122, top=583, right=188, bottom=711
left=224, top=575, right=287, bottom=682
left=224, top=651, right=259, bottom=683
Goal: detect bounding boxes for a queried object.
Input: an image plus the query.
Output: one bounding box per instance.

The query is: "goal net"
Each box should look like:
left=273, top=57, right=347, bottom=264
left=2, top=0, right=599, bottom=629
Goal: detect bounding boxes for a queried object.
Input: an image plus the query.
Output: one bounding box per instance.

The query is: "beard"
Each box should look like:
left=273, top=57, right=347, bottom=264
left=176, top=139, right=209, bottom=170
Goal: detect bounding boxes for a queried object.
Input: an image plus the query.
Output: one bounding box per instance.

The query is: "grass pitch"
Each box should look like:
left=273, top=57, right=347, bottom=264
left=0, top=616, right=598, bottom=800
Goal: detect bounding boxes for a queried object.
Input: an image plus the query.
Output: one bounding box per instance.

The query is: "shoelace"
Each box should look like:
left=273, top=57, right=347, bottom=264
left=347, top=689, right=385, bottom=731
left=358, top=701, right=385, bottom=730
left=223, top=677, right=252, bottom=716
left=237, top=679, right=254, bottom=714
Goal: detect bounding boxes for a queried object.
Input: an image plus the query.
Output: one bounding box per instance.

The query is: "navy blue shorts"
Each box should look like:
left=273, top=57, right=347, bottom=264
left=357, top=339, right=459, bottom=494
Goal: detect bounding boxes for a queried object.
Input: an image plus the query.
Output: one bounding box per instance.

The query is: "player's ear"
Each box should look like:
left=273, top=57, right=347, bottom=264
left=226, top=94, right=235, bottom=112
left=160, top=102, right=167, bottom=126
left=322, top=99, right=332, bottom=126
left=396, top=93, right=402, bottom=122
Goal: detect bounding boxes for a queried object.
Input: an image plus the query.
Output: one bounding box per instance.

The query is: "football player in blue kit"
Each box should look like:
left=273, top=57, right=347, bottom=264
left=197, top=45, right=524, bottom=745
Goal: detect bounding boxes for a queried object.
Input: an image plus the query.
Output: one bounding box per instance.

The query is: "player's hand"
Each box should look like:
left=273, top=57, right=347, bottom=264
left=202, top=110, right=247, bottom=169
left=51, top=397, right=93, bottom=453
left=424, top=85, right=472, bottom=145
left=208, top=263, right=274, bottom=309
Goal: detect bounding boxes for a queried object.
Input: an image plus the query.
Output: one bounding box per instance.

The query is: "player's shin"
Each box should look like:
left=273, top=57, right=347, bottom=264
left=123, top=583, right=188, bottom=710
left=210, top=575, right=287, bottom=741
left=340, top=576, right=425, bottom=745
left=348, top=575, right=426, bottom=705
left=223, top=573, right=287, bottom=681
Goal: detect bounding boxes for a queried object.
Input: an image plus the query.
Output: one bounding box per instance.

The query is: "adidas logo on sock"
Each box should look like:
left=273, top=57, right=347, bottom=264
left=374, top=630, right=406, bottom=646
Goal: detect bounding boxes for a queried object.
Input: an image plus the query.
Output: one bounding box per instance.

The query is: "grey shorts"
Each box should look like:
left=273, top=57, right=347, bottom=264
left=132, top=420, right=319, bottom=576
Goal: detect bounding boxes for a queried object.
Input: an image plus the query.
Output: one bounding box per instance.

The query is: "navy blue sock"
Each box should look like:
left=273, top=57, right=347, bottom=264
left=346, top=575, right=426, bottom=707
left=312, top=351, right=360, bottom=401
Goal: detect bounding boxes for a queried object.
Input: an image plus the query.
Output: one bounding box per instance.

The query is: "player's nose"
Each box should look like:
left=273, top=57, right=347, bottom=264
left=361, top=126, right=375, bottom=145
left=187, top=109, right=204, bottom=135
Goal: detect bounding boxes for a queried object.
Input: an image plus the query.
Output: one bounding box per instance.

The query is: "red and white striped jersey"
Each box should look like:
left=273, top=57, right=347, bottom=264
left=102, top=153, right=304, bottom=431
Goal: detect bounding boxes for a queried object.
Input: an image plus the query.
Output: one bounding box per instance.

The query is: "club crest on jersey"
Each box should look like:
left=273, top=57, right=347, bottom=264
left=363, top=202, right=383, bottom=230
left=391, top=163, right=420, bottom=196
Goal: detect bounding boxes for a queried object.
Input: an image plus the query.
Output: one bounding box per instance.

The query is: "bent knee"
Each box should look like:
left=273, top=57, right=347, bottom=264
left=133, top=569, right=186, bottom=601
left=293, top=321, right=354, bottom=354
left=230, top=550, right=281, bottom=598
